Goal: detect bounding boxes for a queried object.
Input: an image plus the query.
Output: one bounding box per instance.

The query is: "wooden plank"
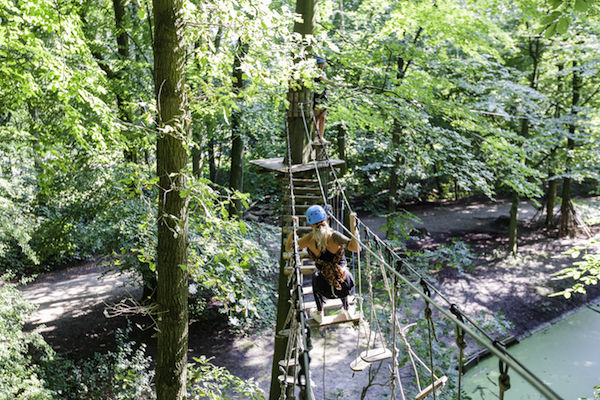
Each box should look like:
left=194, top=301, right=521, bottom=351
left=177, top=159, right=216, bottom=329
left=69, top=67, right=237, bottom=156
left=282, top=226, right=312, bottom=235
left=284, top=264, right=316, bottom=275
left=278, top=358, right=299, bottom=368
left=350, top=357, right=370, bottom=372
left=303, top=296, right=355, bottom=311
left=284, top=194, right=323, bottom=202
left=282, top=250, right=310, bottom=260
left=360, top=347, right=392, bottom=363
left=308, top=310, right=362, bottom=328
left=415, top=376, right=448, bottom=400
left=250, top=157, right=345, bottom=174
left=278, top=375, right=296, bottom=385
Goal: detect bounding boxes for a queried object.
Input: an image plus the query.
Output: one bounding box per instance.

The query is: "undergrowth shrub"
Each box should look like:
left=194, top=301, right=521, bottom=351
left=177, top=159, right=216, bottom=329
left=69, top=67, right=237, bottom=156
left=188, top=356, right=265, bottom=400
left=37, top=325, right=154, bottom=400
left=0, top=276, right=54, bottom=400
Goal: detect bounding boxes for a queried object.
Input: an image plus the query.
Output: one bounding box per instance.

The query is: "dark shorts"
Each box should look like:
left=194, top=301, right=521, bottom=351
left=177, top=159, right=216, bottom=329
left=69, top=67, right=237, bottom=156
left=311, top=269, right=355, bottom=310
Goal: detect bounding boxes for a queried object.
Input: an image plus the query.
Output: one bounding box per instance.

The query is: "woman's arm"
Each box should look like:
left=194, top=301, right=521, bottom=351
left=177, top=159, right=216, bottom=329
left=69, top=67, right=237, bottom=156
left=285, top=217, right=312, bottom=252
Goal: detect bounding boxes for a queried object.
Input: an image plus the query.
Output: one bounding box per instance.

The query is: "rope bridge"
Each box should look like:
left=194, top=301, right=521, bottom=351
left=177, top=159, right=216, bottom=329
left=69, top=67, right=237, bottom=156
left=272, top=104, right=563, bottom=400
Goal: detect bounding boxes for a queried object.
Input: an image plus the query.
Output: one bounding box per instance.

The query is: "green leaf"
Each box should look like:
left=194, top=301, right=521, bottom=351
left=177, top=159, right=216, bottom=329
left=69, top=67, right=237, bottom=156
left=556, top=17, right=570, bottom=34
left=574, top=0, right=589, bottom=12
left=549, top=0, right=563, bottom=8
left=545, top=22, right=557, bottom=39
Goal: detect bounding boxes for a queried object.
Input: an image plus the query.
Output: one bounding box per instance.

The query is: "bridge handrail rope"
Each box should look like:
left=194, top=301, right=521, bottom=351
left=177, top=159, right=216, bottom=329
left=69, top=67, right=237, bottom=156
left=283, top=118, right=313, bottom=400
left=327, top=211, right=562, bottom=400
left=293, top=107, right=563, bottom=400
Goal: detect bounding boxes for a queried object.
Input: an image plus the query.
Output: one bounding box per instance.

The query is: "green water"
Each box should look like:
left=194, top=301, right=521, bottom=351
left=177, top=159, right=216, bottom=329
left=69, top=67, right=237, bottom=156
left=464, top=304, right=600, bottom=399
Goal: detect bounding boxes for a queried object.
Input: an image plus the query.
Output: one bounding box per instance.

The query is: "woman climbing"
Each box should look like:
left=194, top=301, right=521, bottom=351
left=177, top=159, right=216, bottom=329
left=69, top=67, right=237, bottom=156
left=286, top=205, right=360, bottom=323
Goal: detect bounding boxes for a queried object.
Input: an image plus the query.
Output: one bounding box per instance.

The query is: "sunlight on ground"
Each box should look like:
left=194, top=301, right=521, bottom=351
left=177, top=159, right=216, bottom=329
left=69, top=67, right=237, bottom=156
left=21, top=269, right=136, bottom=329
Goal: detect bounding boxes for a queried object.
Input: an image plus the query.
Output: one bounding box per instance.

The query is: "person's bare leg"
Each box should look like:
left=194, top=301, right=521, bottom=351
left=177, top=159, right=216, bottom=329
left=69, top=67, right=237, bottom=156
left=317, top=109, right=328, bottom=143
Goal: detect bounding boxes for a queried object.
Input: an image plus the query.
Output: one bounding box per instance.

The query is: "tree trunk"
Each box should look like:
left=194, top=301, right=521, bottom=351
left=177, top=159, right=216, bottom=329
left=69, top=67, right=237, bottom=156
left=229, top=40, right=248, bottom=217
left=153, top=0, right=189, bottom=398
left=112, top=0, right=138, bottom=162
left=270, top=0, right=315, bottom=398
left=508, top=191, right=519, bottom=256
left=546, top=64, right=563, bottom=230
left=208, top=137, right=217, bottom=183
left=386, top=127, right=401, bottom=238
left=191, top=127, right=202, bottom=178
left=545, top=178, right=557, bottom=228
left=337, top=124, right=347, bottom=175
left=559, top=60, right=580, bottom=237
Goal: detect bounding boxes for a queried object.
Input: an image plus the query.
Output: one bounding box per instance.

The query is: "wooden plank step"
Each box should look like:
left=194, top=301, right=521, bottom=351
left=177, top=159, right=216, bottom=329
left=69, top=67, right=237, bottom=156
left=302, top=286, right=313, bottom=295
left=282, top=214, right=308, bottom=221
left=284, top=194, right=323, bottom=201
left=278, top=358, right=299, bottom=368
left=291, top=178, right=319, bottom=184
left=278, top=375, right=316, bottom=387
left=278, top=375, right=296, bottom=385
left=415, top=376, right=448, bottom=400
left=350, top=357, right=370, bottom=372
left=282, top=226, right=312, bottom=235
left=360, top=347, right=392, bottom=363
left=308, top=310, right=362, bottom=328
left=282, top=250, right=310, bottom=260
left=284, top=264, right=316, bottom=275
left=283, top=187, right=324, bottom=194
left=303, top=296, right=355, bottom=311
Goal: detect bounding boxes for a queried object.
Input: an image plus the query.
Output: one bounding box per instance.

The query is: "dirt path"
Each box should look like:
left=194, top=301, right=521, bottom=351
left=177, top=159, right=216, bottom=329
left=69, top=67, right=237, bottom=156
left=20, top=198, right=600, bottom=398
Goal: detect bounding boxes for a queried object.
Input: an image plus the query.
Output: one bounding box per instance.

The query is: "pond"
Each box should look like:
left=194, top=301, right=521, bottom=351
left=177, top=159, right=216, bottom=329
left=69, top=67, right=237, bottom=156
left=463, top=302, right=600, bottom=399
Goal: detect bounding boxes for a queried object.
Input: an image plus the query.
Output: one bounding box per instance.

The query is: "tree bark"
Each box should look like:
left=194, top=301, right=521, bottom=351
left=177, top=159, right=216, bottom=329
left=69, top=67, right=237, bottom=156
left=559, top=60, right=580, bottom=237
left=153, top=0, right=189, bottom=398
left=546, top=64, right=563, bottom=229
left=229, top=40, right=248, bottom=217
left=337, top=124, right=347, bottom=175
left=508, top=191, right=519, bottom=255
left=545, top=178, right=557, bottom=228
left=387, top=126, right=401, bottom=238
left=112, top=0, right=138, bottom=162
left=208, top=137, right=217, bottom=183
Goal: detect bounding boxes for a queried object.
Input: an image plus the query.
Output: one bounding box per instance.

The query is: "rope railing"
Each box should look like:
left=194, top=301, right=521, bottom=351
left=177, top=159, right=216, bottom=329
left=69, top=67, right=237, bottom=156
left=293, top=108, right=563, bottom=400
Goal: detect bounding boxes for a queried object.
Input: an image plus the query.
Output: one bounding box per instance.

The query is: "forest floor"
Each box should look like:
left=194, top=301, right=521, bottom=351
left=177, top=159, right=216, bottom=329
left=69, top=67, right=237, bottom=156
left=20, top=196, right=600, bottom=398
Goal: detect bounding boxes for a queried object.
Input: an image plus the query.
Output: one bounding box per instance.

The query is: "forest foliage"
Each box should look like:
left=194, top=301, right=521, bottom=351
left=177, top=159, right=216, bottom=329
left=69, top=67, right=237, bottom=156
left=1, top=0, right=600, bottom=397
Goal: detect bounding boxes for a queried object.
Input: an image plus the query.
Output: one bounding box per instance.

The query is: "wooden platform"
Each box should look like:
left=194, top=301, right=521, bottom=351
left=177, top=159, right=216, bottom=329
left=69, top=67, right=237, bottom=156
left=250, top=157, right=344, bottom=174
left=307, top=310, right=362, bottom=328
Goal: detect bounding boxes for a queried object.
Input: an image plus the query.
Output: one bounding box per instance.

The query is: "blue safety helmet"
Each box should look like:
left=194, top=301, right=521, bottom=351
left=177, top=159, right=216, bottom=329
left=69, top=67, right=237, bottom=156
left=306, top=205, right=327, bottom=225
left=316, top=56, right=326, bottom=64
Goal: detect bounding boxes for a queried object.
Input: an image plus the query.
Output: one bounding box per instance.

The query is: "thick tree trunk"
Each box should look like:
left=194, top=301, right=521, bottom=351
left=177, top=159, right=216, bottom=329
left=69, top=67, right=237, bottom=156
left=153, top=0, right=189, bottom=398
left=559, top=60, right=580, bottom=237
left=229, top=40, right=248, bottom=217
left=270, top=0, right=315, bottom=398
left=508, top=191, right=519, bottom=256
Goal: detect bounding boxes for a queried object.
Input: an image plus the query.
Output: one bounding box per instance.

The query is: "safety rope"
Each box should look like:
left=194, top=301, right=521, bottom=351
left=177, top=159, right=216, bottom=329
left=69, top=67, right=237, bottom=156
left=450, top=304, right=467, bottom=400
left=420, top=279, right=438, bottom=400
